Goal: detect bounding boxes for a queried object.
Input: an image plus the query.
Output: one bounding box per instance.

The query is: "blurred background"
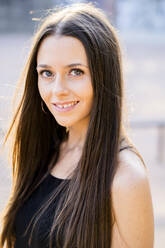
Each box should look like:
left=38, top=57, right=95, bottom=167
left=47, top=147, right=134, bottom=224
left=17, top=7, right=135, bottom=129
left=0, top=0, right=165, bottom=247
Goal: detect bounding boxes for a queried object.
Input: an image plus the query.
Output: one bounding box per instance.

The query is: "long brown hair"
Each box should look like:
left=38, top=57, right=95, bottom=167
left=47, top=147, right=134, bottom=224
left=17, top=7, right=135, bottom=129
left=0, top=3, right=141, bottom=248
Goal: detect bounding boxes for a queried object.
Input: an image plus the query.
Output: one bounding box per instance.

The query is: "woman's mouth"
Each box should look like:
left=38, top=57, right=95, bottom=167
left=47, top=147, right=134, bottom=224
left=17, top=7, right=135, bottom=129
left=52, top=101, right=79, bottom=112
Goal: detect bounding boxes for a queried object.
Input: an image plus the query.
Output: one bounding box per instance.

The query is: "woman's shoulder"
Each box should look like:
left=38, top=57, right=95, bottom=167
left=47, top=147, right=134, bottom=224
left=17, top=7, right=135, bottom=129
left=111, top=149, right=154, bottom=247
left=112, top=148, right=150, bottom=203
left=114, top=148, right=148, bottom=188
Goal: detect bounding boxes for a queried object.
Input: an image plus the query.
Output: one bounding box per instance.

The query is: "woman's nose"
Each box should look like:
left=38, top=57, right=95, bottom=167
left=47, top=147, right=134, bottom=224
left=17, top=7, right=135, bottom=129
left=52, top=74, right=68, bottom=96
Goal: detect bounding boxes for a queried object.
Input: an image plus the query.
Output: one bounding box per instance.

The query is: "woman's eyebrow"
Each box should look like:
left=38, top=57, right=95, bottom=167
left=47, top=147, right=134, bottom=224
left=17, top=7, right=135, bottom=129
left=36, top=63, right=88, bottom=69
left=67, top=63, right=88, bottom=68
left=36, top=64, right=52, bottom=69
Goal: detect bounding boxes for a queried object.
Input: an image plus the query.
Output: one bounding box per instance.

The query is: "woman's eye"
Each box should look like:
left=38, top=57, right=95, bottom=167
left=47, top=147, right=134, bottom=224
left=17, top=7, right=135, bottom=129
left=39, top=70, right=53, bottom=78
left=69, top=69, right=84, bottom=77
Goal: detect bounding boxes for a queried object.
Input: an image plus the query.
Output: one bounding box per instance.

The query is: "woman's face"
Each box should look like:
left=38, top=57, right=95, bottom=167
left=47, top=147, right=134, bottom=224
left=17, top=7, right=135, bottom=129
left=37, top=35, right=93, bottom=129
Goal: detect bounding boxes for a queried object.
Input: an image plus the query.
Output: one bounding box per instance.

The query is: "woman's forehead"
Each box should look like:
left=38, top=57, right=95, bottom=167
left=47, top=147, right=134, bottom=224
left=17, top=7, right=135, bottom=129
left=37, top=35, right=88, bottom=67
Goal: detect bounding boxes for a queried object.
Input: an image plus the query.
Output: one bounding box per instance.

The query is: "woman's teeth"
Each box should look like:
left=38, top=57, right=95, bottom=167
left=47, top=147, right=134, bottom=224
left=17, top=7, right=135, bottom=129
left=56, top=101, right=78, bottom=109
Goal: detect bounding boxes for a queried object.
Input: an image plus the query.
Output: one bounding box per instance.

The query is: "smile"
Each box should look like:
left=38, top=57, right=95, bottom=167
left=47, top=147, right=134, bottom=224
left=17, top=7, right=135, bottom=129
left=53, top=101, right=79, bottom=112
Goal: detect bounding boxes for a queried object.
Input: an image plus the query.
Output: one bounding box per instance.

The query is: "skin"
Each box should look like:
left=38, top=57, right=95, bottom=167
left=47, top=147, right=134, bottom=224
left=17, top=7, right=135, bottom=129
left=37, top=35, right=93, bottom=151
left=111, top=150, right=154, bottom=247
left=37, top=35, right=154, bottom=247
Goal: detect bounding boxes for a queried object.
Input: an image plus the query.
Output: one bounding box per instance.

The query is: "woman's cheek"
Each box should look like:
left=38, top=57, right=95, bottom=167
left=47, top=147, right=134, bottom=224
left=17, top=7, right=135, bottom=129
left=38, top=81, right=47, bottom=99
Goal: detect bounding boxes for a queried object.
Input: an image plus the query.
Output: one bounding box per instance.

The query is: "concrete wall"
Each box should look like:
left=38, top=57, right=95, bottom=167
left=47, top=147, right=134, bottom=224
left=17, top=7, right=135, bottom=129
left=0, top=0, right=56, bottom=32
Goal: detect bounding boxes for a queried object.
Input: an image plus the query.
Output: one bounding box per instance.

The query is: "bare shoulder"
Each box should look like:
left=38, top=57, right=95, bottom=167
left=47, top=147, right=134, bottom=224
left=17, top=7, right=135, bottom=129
left=111, top=149, right=154, bottom=248
left=113, top=149, right=148, bottom=189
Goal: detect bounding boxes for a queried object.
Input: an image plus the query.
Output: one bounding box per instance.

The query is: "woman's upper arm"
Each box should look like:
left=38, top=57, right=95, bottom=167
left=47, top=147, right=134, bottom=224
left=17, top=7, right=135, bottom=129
left=111, top=150, right=154, bottom=248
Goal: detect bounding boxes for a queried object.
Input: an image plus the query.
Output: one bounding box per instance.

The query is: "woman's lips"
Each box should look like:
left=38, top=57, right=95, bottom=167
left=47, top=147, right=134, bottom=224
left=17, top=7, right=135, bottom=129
left=52, top=101, right=79, bottom=112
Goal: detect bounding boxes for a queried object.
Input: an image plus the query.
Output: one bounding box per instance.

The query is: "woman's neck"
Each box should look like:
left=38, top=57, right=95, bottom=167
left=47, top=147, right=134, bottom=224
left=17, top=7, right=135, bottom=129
left=64, top=119, right=89, bottom=150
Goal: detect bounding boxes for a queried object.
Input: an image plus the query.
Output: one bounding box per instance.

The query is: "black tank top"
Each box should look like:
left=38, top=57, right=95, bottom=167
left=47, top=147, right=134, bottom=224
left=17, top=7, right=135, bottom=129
left=14, top=174, right=66, bottom=248
left=14, top=146, right=132, bottom=248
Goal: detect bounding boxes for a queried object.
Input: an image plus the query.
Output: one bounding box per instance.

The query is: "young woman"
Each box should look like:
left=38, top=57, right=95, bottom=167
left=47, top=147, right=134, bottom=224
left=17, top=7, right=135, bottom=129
left=0, top=3, right=154, bottom=248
